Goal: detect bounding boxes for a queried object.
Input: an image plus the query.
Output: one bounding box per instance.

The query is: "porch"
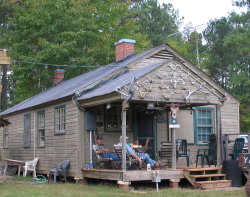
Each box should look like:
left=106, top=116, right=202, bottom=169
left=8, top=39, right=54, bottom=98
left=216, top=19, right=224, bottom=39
left=81, top=166, right=232, bottom=189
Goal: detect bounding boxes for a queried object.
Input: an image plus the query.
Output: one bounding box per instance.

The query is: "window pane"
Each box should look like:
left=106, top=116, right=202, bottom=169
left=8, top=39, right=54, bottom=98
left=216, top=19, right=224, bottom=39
left=55, top=106, right=66, bottom=133
left=196, top=109, right=214, bottom=144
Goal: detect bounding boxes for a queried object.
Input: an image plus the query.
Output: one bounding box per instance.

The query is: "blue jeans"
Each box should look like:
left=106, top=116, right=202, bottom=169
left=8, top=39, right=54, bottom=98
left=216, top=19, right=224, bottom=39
left=102, top=152, right=120, bottom=161
left=136, top=152, right=156, bottom=167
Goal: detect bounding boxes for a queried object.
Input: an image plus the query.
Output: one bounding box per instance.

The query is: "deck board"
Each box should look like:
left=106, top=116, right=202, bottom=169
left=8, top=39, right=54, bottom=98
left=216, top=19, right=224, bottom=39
left=82, top=168, right=184, bottom=182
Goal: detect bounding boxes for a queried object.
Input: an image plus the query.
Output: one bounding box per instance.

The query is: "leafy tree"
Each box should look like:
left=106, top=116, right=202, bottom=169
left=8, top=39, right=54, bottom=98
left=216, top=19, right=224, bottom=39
left=203, top=10, right=250, bottom=132
left=128, top=0, right=182, bottom=47
left=6, top=0, right=149, bottom=104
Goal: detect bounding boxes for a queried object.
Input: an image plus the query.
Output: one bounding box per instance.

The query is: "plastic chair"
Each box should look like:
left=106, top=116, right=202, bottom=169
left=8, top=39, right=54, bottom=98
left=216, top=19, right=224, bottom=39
left=196, top=134, right=217, bottom=168
left=48, top=160, right=70, bottom=183
left=229, top=138, right=245, bottom=160
left=23, top=157, right=39, bottom=178
left=176, top=139, right=190, bottom=167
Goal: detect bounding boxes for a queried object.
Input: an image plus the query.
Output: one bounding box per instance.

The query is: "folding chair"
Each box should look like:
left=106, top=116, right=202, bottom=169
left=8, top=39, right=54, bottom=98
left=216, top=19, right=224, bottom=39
left=93, top=145, right=113, bottom=169
left=114, top=145, right=142, bottom=170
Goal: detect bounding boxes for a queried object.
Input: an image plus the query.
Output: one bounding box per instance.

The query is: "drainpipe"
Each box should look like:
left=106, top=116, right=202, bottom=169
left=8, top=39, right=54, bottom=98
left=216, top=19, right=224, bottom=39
left=216, top=96, right=226, bottom=165
left=34, top=110, right=36, bottom=159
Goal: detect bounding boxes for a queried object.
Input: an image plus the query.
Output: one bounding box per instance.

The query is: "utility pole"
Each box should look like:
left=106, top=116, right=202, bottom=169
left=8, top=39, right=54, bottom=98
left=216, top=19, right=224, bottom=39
left=0, top=49, right=11, bottom=111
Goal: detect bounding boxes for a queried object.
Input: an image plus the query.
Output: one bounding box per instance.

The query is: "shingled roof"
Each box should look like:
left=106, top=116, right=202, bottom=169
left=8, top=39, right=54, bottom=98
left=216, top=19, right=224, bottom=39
left=1, top=45, right=162, bottom=116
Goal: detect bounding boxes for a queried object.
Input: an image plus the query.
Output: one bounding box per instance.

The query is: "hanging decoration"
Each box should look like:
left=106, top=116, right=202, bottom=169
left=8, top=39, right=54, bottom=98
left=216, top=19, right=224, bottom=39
left=119, top=61, right=219, bottom=103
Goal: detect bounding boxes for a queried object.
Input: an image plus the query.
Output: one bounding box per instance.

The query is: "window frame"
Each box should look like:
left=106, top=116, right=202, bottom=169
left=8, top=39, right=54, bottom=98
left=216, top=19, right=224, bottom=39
left=104, top=104, right=131, bottom=132
left=194, top=107, right=216, bottom=145
left=3, top=124, right=9, bottom=149
left=54, top=105, right=66, bottom=135
left=37, top=110, right=45, bottom=147
left=23, top=113, right=31, bottom=148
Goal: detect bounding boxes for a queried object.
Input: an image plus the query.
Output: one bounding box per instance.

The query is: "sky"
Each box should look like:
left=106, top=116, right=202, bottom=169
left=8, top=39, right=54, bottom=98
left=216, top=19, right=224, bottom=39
left=158, top=0, right=247, bottom=31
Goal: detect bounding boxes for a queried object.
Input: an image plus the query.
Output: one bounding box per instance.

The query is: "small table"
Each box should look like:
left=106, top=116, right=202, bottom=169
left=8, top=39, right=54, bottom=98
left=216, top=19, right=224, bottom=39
left=2, top=158, right=25, bottom=176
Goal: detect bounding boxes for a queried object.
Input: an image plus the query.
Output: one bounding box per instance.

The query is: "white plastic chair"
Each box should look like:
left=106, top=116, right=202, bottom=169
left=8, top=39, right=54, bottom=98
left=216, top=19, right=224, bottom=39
left=23, top=157, right=39, bottom=178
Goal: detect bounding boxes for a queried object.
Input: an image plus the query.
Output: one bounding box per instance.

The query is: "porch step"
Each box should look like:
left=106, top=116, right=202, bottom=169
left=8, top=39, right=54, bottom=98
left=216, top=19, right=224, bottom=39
left=184, top=167, right=221, bottom=172
left=195, top=180, right=232, bottom=189
left=183, top=167, right=232, bottom=189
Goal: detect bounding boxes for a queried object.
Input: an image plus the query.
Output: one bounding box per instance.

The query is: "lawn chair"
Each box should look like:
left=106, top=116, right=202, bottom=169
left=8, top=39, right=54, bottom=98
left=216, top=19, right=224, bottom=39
left=114, top=145, right=143, bottom=170
left=176, top=139, right=190, bottom=167
left=48, top=160, right=70, bottom=183
left=93, top=144, right=113, bottom=169
left=229, top=138, right=245, bottom=160
left=196, top=134, right=217, bottom=168
left=23, top=157, right=39, bottom=178
left=158, top=142, right=172, bottom=167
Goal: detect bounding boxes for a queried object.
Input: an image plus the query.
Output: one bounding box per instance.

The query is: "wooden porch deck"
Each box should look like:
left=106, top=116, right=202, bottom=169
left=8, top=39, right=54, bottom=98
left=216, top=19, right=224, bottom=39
left=82, top=167, right=188, bottom=182
left=82, top=166, right=232, bottom=189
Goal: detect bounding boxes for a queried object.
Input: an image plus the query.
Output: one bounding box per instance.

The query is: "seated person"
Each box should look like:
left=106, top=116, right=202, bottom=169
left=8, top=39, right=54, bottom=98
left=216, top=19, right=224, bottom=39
left=133, top=138, right=150, bottom=153
left=117, top=136, right=160, bottom=168
left=95, top=136, right=119, bottom=161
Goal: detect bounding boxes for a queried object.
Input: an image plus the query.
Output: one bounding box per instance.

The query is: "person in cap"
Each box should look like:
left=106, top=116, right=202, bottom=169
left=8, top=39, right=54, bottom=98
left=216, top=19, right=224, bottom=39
left=95, top=136, right=119, bottom=161
left=117, top=136, right=160, bottom=168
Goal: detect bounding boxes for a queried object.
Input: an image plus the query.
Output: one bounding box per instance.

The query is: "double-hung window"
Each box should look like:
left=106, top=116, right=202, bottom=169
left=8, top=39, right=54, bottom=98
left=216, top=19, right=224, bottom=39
left=194, top=107, right=215, bottom=145
left=3, top=125, right=8, bottom=149
left=37, top=110, right=45, bottom=147
left=54, top=105, right=66, bottom=134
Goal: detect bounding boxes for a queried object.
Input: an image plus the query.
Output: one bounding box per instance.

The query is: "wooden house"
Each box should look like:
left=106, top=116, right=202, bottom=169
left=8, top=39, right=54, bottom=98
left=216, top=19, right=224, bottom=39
left=0, top=39, right=240, bottom=187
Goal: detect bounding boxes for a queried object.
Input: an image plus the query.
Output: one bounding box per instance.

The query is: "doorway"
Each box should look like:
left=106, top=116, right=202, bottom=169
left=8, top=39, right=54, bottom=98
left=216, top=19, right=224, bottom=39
left=136, top=109, right=156, bottom=159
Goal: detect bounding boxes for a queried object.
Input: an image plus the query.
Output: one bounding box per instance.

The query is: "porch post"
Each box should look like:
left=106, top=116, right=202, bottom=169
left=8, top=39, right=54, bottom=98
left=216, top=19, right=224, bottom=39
left=171, top=128, right=177, bottom=169
left=169, top=104, right=180, bottom=170
left=122, top=100, right=129, bottom=171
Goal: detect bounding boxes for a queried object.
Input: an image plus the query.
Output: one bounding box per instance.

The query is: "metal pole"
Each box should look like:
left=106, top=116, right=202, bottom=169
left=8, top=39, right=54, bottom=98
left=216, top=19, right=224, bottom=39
left=172, top=128, right=176, bottom=169
left=225, top=134, right=229, bottom=160
left=34, top=110, right=36, bottom=159
left=90, top=130, right=93, bottom=164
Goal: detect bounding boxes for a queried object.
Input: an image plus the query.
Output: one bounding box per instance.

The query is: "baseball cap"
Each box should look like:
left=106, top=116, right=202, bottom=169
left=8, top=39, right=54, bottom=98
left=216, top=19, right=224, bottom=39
left=97, top=136, right=103, bottom=140
left=120, top=135, right=129, bottom=141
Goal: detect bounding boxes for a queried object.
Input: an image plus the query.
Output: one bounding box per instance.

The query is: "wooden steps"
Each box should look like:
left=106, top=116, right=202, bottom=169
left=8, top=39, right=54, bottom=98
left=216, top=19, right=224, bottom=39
left=183, top=167, right=232, bottom=189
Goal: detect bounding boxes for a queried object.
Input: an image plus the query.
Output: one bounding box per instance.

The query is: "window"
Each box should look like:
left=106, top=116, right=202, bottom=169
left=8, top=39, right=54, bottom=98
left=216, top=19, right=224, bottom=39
left=24, top=114, right=31, bottom=148
left=3, top=125, right=8, bottom=149
left=37, top=110, right=45, bottom=147
left=194, top=107, right=215, bottom=145
left=54, top=105, right=66, bottom=134
left=105, top=104, right=130, bottom=131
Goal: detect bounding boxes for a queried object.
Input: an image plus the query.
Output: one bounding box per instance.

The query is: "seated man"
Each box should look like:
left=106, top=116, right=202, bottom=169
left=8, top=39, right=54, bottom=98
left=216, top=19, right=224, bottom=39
left=117, top=136, right=160, bottom=168
left=95, top=136, right=119, bottom=161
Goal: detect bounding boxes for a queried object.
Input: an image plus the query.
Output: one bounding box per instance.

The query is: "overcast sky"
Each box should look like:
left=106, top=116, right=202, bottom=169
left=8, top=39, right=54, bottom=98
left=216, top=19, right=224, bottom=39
left=158, top=0, right=247, bottom=31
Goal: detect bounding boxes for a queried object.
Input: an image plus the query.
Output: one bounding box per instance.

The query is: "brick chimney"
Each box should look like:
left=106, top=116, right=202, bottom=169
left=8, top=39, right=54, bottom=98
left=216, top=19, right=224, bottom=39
left=54, top=69, right=64, bottom=85
left=115, top=39, right=136, bottom=62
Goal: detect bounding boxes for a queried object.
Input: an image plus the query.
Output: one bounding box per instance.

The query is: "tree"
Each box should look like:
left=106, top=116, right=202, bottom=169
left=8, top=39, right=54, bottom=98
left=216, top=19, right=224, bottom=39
left=128, top=0, right=182, bottom=47
left=6, top=0, right=149, bottom=104
left=203, top=9, right=250, bottom=132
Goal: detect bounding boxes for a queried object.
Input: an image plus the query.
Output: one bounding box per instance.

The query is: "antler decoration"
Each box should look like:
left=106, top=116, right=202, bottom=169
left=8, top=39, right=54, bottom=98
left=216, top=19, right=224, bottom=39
left=116, top=77, right=136, bottom=101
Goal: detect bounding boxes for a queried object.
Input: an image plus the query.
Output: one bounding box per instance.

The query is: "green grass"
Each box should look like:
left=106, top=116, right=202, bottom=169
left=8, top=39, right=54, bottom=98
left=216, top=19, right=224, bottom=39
left=0, top=176, right=247, bottom=197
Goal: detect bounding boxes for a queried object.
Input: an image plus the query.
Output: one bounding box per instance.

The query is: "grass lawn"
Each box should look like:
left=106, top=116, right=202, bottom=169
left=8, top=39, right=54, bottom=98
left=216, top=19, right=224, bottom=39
left=0, top=176, right=247, bottom=197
